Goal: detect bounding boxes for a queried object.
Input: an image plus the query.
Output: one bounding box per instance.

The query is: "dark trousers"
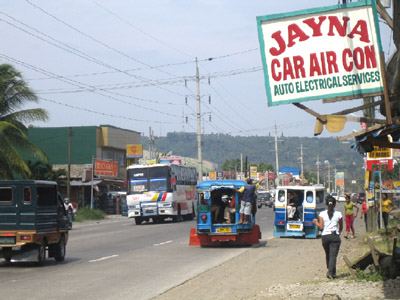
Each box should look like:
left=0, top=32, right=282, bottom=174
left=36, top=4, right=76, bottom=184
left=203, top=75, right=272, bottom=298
left=378, top=212, right=389, bottom=228
left=322, top=233, right=341, bottom=276
left=363, top=213, right=367, bottom=230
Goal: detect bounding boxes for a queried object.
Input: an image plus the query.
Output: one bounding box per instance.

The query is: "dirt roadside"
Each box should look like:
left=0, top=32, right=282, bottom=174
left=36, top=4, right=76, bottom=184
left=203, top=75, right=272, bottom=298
left=153, top=206, right=400, bottom=300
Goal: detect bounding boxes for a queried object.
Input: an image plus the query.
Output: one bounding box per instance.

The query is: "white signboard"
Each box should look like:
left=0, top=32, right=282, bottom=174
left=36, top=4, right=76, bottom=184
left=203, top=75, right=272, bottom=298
left=257, top=0, right=383, bottom=106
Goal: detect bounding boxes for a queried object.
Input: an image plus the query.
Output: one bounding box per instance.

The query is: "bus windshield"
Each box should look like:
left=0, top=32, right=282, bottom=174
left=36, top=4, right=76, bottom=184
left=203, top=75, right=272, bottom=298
left=128, top=168, right=148, bottom=193
left=149, top=167, right=168, bottom=191
left=127, top=166, right=170, bottom=194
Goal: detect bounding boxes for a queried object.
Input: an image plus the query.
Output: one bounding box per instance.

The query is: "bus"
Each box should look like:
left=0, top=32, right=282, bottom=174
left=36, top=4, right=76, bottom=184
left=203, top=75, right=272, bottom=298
left=273, top=185, right=325, bottom=238
left=126, top=164, right=198, bottom=225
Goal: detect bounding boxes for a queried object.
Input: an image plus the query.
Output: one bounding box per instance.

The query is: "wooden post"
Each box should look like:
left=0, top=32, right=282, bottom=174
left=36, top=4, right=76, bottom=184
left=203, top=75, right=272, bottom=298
left=343, top=255, right=357, bottom=277
left=380, top=51, right=393, bottom=124
left=368, top=237, right=380, bottom=271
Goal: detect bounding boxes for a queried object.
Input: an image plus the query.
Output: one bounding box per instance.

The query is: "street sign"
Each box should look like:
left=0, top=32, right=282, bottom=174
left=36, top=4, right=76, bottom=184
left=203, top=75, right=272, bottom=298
left=365, top=136, right=393, bottom=171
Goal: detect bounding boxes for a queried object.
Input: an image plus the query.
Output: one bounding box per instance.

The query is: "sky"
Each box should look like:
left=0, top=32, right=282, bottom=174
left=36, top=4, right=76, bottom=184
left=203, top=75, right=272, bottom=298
left=0, top=0, right=395, bottom=138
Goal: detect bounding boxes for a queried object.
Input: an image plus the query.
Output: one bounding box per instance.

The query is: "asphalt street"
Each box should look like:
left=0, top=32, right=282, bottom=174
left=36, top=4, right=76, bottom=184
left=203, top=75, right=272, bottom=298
left=0, top=207, right=275, bottom=300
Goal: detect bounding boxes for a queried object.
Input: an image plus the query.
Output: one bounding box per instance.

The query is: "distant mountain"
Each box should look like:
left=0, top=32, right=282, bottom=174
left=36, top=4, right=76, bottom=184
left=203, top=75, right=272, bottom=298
left=142, top=132, right=365, bottom=188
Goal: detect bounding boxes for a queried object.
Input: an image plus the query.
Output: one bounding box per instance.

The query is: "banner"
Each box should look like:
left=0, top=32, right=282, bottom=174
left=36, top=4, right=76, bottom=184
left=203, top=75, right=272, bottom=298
left=257, top=0, right=383, bottom=106
left=335, top=172, right=345, bottom=188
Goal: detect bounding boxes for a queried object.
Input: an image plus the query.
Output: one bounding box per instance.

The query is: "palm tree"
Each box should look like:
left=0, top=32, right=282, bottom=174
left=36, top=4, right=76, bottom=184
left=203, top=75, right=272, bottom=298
left=0, top=64, right=49, bottom=179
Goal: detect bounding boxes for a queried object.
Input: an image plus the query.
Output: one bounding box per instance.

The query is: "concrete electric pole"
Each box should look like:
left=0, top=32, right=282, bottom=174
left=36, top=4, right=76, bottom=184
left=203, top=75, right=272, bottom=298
left=196, top=58, right=203, bottom=182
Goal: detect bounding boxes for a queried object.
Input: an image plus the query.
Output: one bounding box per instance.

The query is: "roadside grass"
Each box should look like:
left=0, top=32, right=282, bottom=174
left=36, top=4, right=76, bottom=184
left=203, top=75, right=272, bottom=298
left=74, top=207, right=106, bottom=222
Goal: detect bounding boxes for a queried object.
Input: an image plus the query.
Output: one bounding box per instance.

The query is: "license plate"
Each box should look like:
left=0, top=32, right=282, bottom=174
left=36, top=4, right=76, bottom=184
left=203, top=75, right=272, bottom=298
left=287, top=224, right=303, bottom=231
left=0, top=236, right=15, bottom=245
left=145, top=210, right=154, bottom=213
left=217, top=227, right=231, bottom=233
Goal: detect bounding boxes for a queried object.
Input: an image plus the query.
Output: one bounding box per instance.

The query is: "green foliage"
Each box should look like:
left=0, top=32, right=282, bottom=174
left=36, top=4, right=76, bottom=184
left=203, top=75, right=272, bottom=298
left=354, top=266, right=386, bottom=282
left=74, top=207, right=106, bottom=222
left=26, top=160, right=67, bottom=184
left=0, top=64, right=49, bottom=179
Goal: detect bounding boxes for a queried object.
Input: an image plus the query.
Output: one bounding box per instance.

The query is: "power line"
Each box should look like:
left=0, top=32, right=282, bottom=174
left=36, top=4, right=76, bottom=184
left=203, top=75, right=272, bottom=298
left=39, top=96, right=180, bottom=124
left=0, top=53, right=183, bottom=118
left=92, top=0, right=194, bottom=59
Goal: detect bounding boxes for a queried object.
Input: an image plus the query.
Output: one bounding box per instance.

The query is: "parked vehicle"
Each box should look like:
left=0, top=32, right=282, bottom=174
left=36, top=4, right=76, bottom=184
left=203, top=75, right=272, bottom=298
left=126, top=164, right=197, bottom=224
left=357, top=192, right=366, bottom=204
left=330, top=192, right=338, bottom=200
left=0, top=180, right=69, bottom=264
left=106, top=191, right=127, bottom=216
left=274, top=185, right=325, bottom=239
left=189, top=180, right=261, bottom=246
left=337, top=194, right=346, bottom=202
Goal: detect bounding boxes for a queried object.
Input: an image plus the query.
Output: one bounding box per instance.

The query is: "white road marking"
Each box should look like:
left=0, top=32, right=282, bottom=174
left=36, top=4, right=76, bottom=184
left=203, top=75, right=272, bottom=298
left=89, top=254, right=119, bottom=263
left=153, top=240, right=173, bottom=247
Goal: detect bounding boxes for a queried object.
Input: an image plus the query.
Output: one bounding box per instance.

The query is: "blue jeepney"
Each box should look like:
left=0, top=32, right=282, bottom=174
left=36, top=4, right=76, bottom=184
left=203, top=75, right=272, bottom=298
left=189, top=180, right=261, bottom=246
left=273, top=185, right=325, bottom=239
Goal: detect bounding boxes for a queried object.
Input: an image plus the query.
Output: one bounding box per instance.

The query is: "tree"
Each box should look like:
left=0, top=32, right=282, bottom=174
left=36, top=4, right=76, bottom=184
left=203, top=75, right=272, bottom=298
left=0, top=64, right=49, bottom=179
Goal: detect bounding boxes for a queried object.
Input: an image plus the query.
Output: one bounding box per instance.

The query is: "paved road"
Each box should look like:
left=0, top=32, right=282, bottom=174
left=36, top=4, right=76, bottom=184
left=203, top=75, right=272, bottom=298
left=0, top=207, right=274, bottom=300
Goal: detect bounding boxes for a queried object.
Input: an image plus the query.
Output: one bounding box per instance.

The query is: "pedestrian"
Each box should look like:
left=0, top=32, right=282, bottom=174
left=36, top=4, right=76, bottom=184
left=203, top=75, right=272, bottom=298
left=344, top=194, right=359, bottom=239
left=360, top=198, right=367, bottom=231
left=236, top=178, right=264, bottom=225
left=313, top=196, right=343, bottom=279
left=377, top=193, right=395, bottom=229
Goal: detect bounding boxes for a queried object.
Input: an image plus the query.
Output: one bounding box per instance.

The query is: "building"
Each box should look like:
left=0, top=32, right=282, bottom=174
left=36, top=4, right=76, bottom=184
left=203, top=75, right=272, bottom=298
left=27, top=125, right=141, bottom=210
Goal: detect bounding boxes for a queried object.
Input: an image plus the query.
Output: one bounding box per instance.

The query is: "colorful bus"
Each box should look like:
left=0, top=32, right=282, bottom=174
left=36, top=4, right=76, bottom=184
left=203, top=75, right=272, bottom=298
left=126, top=164, right=197, bottom=225
left=273, top=185, right=325, bottom=238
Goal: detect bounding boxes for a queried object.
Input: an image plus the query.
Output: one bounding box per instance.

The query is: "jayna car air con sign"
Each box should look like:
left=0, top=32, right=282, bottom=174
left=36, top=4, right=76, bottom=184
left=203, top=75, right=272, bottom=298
left=256, top=0, right=383, bottom=106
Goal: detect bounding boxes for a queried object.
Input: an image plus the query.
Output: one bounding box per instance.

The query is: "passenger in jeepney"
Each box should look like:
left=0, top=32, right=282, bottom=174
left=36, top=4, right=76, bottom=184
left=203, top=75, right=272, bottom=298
left=223, top=194, right=236, bottom=224
left=211, top=192, right=223, bottom=223
left=236, top=178, right=264, bottom=224
left=287, top=191, right=300, bottom=220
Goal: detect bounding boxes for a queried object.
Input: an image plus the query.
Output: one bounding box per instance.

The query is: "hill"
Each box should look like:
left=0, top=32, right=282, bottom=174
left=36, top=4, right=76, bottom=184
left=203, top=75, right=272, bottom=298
left=143, top=132, right=365, bottom=191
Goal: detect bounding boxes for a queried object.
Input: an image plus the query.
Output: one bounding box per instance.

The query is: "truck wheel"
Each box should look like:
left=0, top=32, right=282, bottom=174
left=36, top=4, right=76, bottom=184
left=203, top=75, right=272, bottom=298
left=3, top=248, right=12, bottom=262
left=188, top=204, right=196, bottom=220
left=135, top=217, right=143, bottom=225
left=54, top=236, right=66, bottom=262
left=37, top=242, right=46, bottom=265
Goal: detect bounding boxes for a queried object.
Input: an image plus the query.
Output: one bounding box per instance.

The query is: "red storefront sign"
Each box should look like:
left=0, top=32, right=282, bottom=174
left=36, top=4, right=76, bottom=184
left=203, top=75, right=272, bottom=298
left=95, top=160, right=118, bottom=177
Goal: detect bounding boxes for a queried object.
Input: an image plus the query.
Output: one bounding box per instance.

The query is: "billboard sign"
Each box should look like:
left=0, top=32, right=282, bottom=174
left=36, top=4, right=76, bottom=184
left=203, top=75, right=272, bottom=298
left=159, top=156, right=182, bottom=165
left=366, top=136, right=393, bottom=171
left=256, top=0, right=383, bottom=106
left=250, top=166, right=258, bottom=179
left=335, top=172, right=345, bottom=188
left=94, top=160, right=118, bottom=177
left=126, top=144, right=143, bottom=158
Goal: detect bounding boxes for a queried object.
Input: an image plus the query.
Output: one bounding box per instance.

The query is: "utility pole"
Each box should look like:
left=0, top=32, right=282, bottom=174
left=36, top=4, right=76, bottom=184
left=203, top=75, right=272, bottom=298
left=334, top=167, right=337, bottom=193
left=274, top=123, right=279, bottom=176
left=316, top=155, right=320, bottom=185
left=240, top=153, right=243, bottom=180
left=148, top=127, right=155, bottom=160
left=196, top=58, right=203, bottom=182
left=300, top=144, right=304, bottom=181
left=67, top=127, right=72, bottom=201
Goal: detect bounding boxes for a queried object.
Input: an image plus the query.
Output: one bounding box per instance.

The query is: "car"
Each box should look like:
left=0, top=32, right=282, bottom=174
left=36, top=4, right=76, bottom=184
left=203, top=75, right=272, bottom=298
left=357, top=192, right=366, bottom=204
left=337, top=194, right=346, bottom=202
left=330, top=192, right=338, bottom=200
left=257, top=191, right=272, bottom=208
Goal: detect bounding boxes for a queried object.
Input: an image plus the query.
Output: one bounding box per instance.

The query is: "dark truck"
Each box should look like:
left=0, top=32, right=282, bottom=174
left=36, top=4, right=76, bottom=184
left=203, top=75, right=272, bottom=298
left=0, top=180, right=69, bottom=264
